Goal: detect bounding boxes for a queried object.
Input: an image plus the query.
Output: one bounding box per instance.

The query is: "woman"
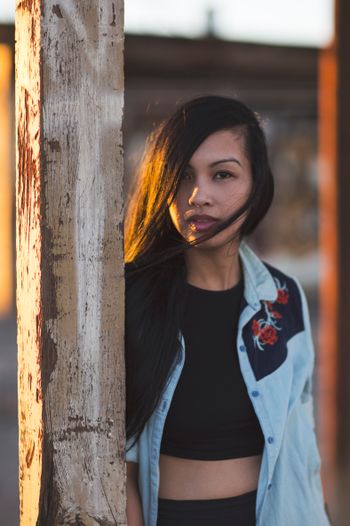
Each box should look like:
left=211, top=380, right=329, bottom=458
left=124, top=96, right=331, bottom=526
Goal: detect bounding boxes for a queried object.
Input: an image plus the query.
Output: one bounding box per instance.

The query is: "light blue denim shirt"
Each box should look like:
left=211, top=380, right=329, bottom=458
left=126, top=240, right=330, bottom=526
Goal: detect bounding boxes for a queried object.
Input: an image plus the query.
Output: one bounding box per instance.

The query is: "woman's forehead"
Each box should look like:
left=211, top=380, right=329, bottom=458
left=188, top=130, right=247, bottom=166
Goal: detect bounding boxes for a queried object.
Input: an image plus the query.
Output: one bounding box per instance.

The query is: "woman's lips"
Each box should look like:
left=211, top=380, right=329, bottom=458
left=188, top=217, right=219, bottom=233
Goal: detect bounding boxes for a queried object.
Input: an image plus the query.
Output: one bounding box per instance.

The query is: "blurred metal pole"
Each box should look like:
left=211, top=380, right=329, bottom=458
left=15, top=1, right=125, bottom=524
left=319, top=0, right=350, bottom=523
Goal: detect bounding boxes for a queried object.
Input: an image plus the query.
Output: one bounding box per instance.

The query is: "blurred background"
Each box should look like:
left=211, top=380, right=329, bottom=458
left=1, top=0, right=348, bottom=524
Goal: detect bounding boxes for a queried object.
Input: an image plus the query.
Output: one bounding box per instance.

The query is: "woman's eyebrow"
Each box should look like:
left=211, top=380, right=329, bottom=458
left=187, top=157, right=242, bottom=169
left=209, top=158, right=242, bottom=167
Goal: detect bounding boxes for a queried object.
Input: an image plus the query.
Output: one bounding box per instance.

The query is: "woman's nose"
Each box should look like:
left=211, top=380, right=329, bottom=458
left=188, top=184, right=212, bottom=207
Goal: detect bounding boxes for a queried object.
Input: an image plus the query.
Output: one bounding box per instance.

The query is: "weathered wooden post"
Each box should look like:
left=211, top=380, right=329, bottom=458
left=16, top=1, right=125, bottom=524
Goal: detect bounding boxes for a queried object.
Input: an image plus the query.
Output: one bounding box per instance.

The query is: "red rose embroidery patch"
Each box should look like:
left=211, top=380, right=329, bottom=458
left=252, top=278, right=289, bottom=350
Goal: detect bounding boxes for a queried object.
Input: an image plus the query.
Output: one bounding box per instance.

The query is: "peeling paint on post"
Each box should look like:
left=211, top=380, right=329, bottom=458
left=16, top=1, right=125, bottom=524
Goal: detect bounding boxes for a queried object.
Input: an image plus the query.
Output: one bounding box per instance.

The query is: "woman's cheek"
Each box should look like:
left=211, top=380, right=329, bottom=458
left=169, top=207, right=184, bottom=236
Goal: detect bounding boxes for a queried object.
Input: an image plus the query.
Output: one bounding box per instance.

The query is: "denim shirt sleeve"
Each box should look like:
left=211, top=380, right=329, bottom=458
left=126, top=435, right=139, bottom=463
left=292, top=274, right=317, bottom=424
left=292, top=275, right=334, bottom=523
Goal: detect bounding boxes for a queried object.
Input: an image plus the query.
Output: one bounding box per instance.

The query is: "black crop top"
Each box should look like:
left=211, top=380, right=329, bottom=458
left=160, top=278, right=265, bottom=460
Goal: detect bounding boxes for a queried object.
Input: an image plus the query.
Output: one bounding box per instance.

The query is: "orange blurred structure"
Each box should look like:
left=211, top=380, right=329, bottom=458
left=318, top=41, right=338, bottom=512
left=318, top=1, right=350, bottom=523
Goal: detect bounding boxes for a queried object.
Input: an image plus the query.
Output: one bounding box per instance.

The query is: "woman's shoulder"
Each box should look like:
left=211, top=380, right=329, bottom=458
left=263, top=260, right=303, bottom=298
left=259, top=260, right=311, bottom=333
left=240, top=241, right=305, bottom=308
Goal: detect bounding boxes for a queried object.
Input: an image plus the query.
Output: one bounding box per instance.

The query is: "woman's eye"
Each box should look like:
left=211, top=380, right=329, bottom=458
left=214, top=171, right=233, bottom=180
left=182, top=172, right=192, bottom=180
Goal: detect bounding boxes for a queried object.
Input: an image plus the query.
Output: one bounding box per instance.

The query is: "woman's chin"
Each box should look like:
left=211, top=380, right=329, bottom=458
left=188, top=234, right=240, bottom=253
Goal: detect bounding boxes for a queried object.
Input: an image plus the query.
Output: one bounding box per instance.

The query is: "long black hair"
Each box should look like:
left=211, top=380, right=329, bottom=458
left=125, top=95, right=274, bottom=448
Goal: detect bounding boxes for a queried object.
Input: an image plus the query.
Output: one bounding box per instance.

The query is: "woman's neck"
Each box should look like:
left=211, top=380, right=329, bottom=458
left=184, top=242, right=242, bottom=291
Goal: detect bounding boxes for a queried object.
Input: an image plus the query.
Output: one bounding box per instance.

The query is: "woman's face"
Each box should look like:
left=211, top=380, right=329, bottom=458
left=169, top=129, right=253, bottom=251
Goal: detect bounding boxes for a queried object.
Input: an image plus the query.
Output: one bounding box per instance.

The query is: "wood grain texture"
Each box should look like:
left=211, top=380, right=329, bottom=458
left=16, top=1, right=43, bottom=523
left=16, top=1, right=125, bottom=524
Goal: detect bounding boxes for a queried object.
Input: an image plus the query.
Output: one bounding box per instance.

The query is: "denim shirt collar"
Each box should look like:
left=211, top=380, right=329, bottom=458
left=239, top=240, right=278, bottom=307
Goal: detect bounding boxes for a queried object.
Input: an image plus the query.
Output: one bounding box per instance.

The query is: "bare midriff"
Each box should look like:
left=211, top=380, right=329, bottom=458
left=158, top=454, right=262, bottom=500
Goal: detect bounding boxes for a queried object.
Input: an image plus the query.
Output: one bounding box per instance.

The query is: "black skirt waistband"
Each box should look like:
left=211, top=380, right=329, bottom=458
left=158, top=489, right=257, bottom=510
left=157, top=489, right=257, bottom=525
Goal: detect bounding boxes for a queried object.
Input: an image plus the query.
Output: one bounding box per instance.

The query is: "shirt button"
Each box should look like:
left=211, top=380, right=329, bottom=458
left=239, top=345, right=246, bottom=352
left=267, top=436, right=274, bottom=444
left=251, top=390, right=260, bottom=397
